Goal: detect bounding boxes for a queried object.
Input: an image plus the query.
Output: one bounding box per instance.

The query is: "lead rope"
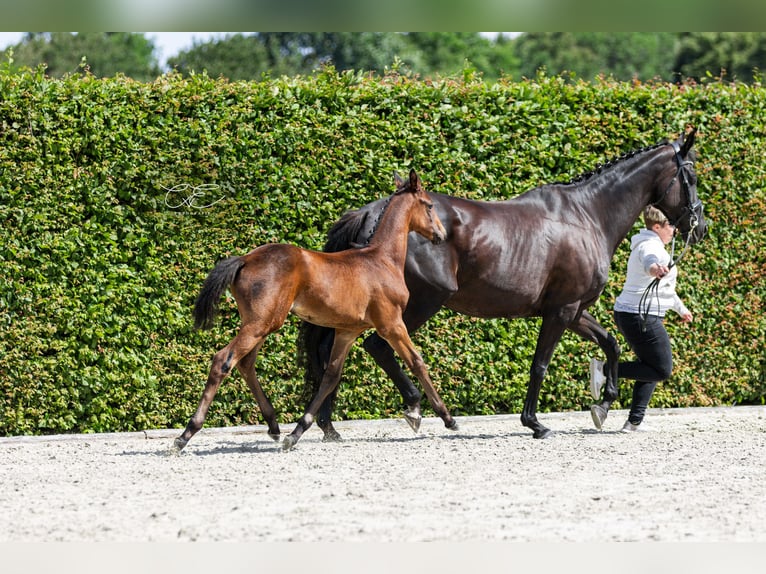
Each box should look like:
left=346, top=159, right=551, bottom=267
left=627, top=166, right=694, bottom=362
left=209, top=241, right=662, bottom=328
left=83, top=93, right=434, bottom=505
left=638, top=216, right=699, bottom=332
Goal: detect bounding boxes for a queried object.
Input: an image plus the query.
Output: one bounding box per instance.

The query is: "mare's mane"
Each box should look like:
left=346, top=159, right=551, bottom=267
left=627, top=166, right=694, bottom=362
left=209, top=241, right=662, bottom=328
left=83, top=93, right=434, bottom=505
left=562, top=140, right=669, bottom=186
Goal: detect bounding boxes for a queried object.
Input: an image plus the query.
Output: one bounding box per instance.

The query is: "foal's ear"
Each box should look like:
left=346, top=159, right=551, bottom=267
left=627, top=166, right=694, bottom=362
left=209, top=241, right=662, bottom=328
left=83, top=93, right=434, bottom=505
left=680, top=127, right=696, bottom=157
left=408, top=169, right=420, bottom=191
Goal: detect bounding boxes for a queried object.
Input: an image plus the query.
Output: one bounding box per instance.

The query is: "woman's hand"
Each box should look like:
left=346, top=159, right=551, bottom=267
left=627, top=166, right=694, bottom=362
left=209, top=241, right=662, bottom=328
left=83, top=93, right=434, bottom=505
left=649, top=263, right=670, bottom=278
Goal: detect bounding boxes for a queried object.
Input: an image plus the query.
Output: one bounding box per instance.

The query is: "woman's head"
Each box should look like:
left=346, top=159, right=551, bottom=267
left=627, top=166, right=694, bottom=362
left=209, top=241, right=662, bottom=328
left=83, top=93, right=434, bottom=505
left=643, top=205, right=668, bottom=228
left=644, top=205, right=675, bottom=244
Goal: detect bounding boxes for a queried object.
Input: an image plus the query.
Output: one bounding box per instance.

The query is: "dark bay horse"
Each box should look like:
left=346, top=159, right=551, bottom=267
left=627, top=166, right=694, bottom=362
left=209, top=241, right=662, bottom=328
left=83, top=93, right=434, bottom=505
left=174, top=170, right=451, bottom=452
left=301, top=129, right=707, bottom=440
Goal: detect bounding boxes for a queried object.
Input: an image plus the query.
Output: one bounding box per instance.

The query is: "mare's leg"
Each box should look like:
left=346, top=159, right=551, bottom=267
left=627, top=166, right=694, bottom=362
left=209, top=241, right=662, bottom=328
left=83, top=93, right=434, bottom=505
left=283, top=330, right=359, bottom=451
left=313, top=328, right=343, bottom=441
left=379, top=321, right=458, bottom=432
left=520, top=313, right=570, bottom=439
left=238, top=343, right=281, bottom=441
left=174, top=323, right=266, bottom=451
left=568, top=311, right=621, bottom=430
left=570, top=310, right=621, bottom=397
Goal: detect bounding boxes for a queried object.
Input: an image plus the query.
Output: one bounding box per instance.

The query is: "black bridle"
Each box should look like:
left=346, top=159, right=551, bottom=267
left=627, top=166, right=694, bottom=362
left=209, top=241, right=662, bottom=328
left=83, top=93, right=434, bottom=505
left=651, top=140, right=704, bottom=269
left=653, top=141, right=703, bottom=238
left=639, top=141, right=704, bottom=329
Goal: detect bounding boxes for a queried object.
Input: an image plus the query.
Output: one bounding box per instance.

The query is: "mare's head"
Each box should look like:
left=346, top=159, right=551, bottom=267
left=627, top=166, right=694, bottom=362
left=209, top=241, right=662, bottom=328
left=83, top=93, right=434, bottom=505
left=393, top=169, right=446, bottom=244
left=652, top=128, right=707, bottom=244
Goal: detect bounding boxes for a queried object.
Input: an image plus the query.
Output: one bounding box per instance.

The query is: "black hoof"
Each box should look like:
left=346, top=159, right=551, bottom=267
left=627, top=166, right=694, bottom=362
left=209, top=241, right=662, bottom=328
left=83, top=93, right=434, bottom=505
left=268, top=432, right=281, bottom=442
left=321, top=429, right=343, bottom=443
left=533, top=428, right=553, bottom=439
left=173, top=436, right=187, bottom=452
left=446, top=419, right=459, bottom=431
left=282, top=435, right=298, bottom=452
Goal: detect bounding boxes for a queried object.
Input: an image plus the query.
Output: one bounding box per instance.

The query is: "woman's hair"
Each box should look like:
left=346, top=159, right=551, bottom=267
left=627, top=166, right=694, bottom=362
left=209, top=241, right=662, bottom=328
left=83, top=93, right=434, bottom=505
left=643, top=205, right=668, bottom=228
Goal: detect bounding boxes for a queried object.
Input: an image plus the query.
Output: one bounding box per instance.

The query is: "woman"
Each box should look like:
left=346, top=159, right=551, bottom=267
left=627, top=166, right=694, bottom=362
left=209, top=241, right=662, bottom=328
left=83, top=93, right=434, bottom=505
left=590, top=205, right=693, bottom=432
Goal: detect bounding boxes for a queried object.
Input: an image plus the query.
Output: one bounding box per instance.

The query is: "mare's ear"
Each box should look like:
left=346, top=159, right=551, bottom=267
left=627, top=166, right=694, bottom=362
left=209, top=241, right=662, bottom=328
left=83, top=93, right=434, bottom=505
left=408, top=169, right=420, bottom=192
left=680, top=127, right=696, bottom=157
left=394, top=171, right=405, bottom=189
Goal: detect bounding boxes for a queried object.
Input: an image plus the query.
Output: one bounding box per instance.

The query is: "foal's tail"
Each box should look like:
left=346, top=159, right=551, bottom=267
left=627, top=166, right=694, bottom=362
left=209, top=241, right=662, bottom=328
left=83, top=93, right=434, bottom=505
left=193, top=256, right=246, bottom=330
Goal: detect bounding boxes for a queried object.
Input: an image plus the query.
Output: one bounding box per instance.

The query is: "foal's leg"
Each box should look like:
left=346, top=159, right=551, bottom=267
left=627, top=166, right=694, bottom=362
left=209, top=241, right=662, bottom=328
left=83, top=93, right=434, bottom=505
left=174, top=324, right=266, bottom=451
left=316, top=329, right=419, bottom=441
left=380, top=322, right=458, bottom=432
left=362, top=333, right=423, bottom=431
left=283, top=330, right=359, bottom=451
left=318, top=295, right=447, bottom=439
left=238, top=343, right=281, bottom=441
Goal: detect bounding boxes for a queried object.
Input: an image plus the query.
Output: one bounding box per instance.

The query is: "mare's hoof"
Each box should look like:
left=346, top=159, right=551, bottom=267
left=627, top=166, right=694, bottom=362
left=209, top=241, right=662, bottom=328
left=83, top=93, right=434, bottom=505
left=321, top=428, right=343, bottom=443
left=268, top=432, right=281, bottom=442
left=282, top=435, right=298, bottom=452
left=590, top=404, right=608, bottom=431
left=404, top=409, right=422, bottom=433
left=172, top=437, right=187, bottom=452
left=446, top=419, right=459, bottom=431
left=533, top=428, right=553, bottom=439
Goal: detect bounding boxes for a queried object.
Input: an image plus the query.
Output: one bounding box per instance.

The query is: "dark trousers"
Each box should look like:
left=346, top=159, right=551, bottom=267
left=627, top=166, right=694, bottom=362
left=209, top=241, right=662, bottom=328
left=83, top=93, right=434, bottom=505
left=614, top=311, right=674, bottom=425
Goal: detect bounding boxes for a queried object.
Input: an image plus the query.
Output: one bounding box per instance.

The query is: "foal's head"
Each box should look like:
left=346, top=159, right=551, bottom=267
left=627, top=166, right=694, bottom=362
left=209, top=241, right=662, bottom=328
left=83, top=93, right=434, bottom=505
left=393, top=169, right=446, bottom=244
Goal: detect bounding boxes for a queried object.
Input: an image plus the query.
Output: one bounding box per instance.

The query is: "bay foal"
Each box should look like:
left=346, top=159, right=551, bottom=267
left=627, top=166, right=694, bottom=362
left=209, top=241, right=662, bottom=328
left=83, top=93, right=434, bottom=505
left=174, top=170, right=453, bottom=452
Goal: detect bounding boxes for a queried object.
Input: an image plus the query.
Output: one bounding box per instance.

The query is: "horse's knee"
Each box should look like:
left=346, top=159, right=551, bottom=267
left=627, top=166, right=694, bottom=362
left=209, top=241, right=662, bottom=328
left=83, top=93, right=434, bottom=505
left=607, top=333, right=621, bottom=356
left=530, top=363, right=547, bottom=382
left=409, top=352, right=426, bottom=372
left=210, top=349, right=235, bottom=376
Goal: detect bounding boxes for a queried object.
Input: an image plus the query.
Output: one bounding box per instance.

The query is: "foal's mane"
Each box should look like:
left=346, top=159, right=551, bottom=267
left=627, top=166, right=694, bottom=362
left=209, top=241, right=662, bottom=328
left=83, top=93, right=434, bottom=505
left=324, top=194, right=397, bottom=252
left=326, top=175, right=418, bottom=251
left=563, top=140, right=669, bottom=186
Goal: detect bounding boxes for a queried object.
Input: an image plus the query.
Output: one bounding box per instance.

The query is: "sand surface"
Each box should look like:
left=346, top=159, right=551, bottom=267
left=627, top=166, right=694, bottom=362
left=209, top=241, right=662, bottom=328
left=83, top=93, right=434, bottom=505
left=1, top=406, right=764, bottom=542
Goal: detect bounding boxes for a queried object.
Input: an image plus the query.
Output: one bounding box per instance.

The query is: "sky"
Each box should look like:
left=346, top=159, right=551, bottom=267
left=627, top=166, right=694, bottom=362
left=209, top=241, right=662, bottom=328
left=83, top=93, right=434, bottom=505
left=0, top=32, right=229, bottom=69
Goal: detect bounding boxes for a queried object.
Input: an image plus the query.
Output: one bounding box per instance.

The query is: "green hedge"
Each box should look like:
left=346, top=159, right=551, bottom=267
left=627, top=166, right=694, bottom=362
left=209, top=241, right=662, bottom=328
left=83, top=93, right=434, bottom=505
left=1, top=64, right=764, bottom=436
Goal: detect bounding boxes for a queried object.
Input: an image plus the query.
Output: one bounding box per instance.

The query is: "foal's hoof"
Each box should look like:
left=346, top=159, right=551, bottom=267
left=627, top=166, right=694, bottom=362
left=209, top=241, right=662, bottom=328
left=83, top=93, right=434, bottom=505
left=533, top=428, right=553, bottom=439
left=404, top=408, right=422, bottom=433
left=590, top=404, right=608, bottom=431
left=446, top=419, right=459, bottom=431
left=321, top=429, right=343, bottom=443
left=282, top=435, right=298, bottom=452
left=268, top=432, right=281, bottom=442
left=172, top=437, right=187, bottom=452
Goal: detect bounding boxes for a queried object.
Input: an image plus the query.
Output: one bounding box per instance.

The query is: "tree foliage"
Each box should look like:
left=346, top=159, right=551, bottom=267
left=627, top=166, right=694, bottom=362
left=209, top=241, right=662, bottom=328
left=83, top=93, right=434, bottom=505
left=4, top=32, right=766, bottom=84
left=166, top=32, right=516, bottom=82
left=675, top=32, right=766, bottom=82
left=515, top=32, right=680, bottom=81
left=6, top=32, right=161, bottom=81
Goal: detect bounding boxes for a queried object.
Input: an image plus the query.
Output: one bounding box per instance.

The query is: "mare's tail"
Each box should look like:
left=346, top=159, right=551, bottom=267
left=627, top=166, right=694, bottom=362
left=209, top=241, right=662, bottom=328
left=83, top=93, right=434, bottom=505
left=193, top=256, right=246, bottom=330
left=297, top=206, right=373, bottom=403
